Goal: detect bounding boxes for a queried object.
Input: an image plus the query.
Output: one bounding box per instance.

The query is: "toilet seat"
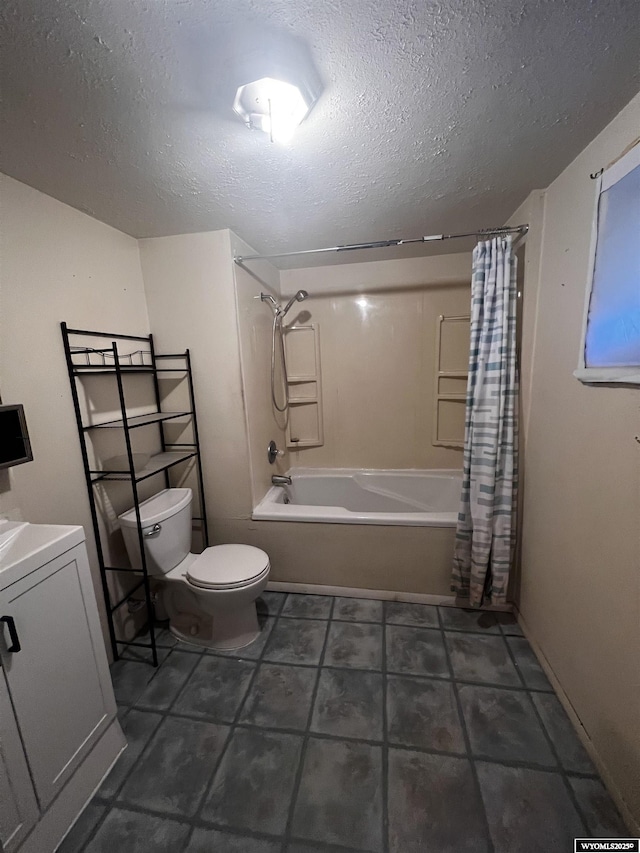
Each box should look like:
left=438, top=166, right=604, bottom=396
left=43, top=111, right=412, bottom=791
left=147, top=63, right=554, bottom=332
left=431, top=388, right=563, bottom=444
left=185, top=544, right=270, bottom=591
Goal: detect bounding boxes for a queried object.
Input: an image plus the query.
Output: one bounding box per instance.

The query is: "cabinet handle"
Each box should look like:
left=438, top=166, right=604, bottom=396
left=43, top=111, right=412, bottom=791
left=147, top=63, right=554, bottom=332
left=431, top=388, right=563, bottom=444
left=1, top=615, right=21, bottom=653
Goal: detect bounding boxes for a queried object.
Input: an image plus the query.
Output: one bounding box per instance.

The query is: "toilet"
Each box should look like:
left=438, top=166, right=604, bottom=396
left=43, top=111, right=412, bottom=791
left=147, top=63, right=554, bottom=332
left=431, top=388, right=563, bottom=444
left=119, top=488, right=270, bottom=650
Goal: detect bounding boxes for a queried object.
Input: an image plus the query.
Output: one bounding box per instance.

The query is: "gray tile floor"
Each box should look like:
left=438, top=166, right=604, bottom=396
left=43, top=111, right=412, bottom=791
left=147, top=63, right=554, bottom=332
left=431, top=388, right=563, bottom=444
left=60, top=593, right=628, bottom=853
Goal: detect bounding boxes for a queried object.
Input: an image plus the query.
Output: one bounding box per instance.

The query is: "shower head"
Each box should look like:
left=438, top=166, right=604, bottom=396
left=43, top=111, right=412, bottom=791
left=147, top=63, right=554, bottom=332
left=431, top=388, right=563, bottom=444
left=282, top=290, right=309, bottom=317
left=259, top=293, right=279, bottom=315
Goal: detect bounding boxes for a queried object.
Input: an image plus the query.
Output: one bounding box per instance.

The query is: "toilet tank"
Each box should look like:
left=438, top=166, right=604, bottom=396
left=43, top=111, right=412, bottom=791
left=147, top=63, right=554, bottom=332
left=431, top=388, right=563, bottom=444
left=119, top=488, right=193, bottom=575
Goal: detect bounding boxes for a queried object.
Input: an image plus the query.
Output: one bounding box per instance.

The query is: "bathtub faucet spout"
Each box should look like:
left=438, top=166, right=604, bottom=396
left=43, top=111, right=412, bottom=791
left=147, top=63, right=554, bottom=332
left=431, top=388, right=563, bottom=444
left=272, top=475, right=292, bottom=486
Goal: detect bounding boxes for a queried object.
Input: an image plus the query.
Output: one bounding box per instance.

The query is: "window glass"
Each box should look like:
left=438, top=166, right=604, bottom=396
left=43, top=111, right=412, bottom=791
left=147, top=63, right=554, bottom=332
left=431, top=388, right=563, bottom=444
left=585, top=162, right=640, bottom=368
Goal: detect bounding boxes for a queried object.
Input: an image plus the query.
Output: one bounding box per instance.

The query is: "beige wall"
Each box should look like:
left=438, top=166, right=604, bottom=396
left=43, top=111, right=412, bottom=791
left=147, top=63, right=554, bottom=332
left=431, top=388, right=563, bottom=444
left=139, top=230, right=254, bottom=532
left=0, top=174, right=151, bottom=643
left=513, top=93, right=640, bottom=828
left=281, top=253, right=472, bottom=470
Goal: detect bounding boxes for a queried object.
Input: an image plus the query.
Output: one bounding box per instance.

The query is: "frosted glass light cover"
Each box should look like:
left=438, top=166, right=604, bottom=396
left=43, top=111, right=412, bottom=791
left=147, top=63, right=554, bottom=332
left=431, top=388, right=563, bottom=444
left=233, top=77, right=310, bottom=143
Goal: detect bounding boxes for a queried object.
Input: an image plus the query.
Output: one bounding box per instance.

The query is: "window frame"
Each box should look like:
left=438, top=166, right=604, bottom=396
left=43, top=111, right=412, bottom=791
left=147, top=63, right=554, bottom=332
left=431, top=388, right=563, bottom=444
left=574, top=141, right=640, bottom=385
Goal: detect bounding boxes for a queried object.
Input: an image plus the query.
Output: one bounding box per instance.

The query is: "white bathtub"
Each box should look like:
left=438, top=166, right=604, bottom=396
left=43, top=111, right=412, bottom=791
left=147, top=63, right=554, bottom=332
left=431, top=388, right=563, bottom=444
left=252, top=468, right=462, bottom=527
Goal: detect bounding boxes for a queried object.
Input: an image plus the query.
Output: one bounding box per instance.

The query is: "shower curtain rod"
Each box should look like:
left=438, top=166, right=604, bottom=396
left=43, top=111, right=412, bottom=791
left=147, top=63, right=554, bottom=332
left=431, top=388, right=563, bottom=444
left=234, top=224, right=528, bottom=263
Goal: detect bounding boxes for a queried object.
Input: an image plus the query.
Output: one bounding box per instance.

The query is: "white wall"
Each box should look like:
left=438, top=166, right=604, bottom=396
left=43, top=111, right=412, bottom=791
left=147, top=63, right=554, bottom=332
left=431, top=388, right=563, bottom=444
left=512, top=93, right=640, bottom=829
left=0, top=174, right=150, bottom=643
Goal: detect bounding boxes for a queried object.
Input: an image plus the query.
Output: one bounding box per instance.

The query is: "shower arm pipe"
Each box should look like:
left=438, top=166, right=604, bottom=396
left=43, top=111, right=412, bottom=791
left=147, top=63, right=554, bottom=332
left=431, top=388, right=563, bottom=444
left=234, top=224, right=528, bottom=263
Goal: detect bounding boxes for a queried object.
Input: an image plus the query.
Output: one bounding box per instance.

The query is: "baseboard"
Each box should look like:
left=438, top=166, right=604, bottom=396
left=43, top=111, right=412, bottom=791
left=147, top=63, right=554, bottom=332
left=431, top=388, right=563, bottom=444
left=266, top=580, right=513, bottom=612
left=516, top=609, right=638, bottom=836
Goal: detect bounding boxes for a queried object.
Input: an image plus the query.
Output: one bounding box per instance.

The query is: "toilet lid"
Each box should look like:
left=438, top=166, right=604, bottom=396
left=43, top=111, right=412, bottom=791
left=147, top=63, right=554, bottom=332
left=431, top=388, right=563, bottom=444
left=185, top=544, right=270, bottom=590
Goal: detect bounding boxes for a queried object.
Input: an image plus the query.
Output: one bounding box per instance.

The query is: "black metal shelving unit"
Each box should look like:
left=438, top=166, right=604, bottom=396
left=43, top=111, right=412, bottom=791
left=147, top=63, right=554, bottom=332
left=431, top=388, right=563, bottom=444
left=61, top=323, right=209, bottom=666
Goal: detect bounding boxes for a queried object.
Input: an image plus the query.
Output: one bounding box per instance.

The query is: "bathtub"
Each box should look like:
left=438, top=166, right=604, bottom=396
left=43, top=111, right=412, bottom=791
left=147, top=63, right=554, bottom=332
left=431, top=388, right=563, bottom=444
left=247, top=468, right=461, bottom=596
left=252, top=468, right=461, bottom=527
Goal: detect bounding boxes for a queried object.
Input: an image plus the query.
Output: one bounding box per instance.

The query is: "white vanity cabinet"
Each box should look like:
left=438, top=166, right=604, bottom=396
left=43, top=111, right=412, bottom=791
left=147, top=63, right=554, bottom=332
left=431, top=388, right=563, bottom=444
left=0, top=676, right=38, bottom=852
left=0, top=521, right=125, bottom=853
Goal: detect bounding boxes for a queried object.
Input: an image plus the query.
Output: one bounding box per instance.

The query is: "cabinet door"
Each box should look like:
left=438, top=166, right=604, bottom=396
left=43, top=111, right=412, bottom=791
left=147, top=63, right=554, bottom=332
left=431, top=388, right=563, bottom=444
left=0, top=675, right=39, bottom=852
left=0, top=543, right=116, bottom=809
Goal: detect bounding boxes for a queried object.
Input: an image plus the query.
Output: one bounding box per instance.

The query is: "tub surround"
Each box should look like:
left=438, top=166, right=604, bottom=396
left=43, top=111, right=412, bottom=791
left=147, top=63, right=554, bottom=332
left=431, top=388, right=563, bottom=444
left=140, top=237, right=471, bottom=601
left=280, top=253, right=472, bottom=471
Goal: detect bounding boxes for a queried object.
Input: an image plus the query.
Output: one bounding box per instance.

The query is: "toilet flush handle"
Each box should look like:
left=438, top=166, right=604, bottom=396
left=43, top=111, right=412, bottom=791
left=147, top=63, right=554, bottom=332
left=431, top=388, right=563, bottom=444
left=143, top=523, right=162, bottom=537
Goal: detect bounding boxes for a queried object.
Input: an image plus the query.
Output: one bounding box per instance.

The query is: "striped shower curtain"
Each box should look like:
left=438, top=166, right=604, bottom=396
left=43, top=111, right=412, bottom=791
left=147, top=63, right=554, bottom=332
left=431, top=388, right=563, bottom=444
left=451, top=236, right=519, bottom=607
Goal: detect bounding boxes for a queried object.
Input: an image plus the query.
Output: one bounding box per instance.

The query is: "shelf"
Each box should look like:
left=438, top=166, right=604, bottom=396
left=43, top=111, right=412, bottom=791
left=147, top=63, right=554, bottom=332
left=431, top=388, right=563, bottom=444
left=62, top=322, right=209, bottom=669
left=72, top=366, right=189, bottom=375
left=90, top=450, right=197, bottom=483
left=72, top=365, right=154, bottom=374
left=84, top=411, right=192, bottom=430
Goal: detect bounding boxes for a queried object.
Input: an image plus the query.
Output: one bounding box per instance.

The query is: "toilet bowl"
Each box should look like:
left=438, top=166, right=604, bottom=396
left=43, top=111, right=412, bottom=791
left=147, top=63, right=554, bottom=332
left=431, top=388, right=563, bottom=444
left=119, top=488, right=270, bottom=650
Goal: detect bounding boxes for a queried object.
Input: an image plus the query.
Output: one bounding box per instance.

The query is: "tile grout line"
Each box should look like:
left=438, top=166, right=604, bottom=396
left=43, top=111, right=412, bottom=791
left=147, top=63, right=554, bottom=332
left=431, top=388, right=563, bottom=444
left=103, top=713, right=604, bottom=786
left=114, top=676, right=597, bottom=779
left=285, top=841, right=375, bottom=853
left=108, top=634, right=595, bottom=785
left=182, top=595, right=287, bottom=849
left=142, top=645, right=202, bottom=713
left=99, top=646, right=205, bottom=833
left=96, top=598, right=607, bottom=852
left=178, top=601, right=284, bottom=850
left=497, top=616, right=525, bottom=639
left=110, top=622, right=588, bottom=783
left=117, top=645, right=208, bottom=809
left=74, top=796, right=375, bottom=853
left=381, top=601, right=390, bottom=853
left=155, top=643, right=229, bottom=852
left=94, top=599, right=287, bottom=853
left=79, top=797, right=285, bottom=845
left=107, top=608, right=376, bottom=816
left=80, top=797, right=385, bottom=853
left=116, top=657, right=558, bottom=696
left=438, top=607, right=496, bottom=853
left=282, top=595, right=335, bottom=851
left=76, top=644, right=184, bottom=851
left=71, top=798, right=115, bottom=852
left=501, top=628, right=590, bottom=835
left=184, top=598, right=289, bottom=846
left=280, top=609, right=524, bottom=637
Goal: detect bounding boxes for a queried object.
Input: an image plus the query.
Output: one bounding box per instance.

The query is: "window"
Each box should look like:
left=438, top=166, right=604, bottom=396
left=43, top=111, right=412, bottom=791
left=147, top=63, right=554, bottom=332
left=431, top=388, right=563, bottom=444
left=575, top=141, right=640, bottom=384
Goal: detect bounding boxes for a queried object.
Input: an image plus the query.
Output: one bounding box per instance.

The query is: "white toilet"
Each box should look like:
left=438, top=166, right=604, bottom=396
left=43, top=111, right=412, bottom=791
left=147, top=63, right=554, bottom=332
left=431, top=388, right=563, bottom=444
left=119, top=488, right=270, bottom=650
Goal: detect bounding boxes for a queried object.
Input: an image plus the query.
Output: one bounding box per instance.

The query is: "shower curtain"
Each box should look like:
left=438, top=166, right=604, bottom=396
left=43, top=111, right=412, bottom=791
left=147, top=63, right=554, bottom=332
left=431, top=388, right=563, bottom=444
left=451, top=236, right=519, bottom=607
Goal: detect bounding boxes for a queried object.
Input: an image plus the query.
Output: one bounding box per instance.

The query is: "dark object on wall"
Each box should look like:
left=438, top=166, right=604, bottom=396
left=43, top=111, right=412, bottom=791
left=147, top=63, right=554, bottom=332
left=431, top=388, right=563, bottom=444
left=0, top=404, right=33, bottom=469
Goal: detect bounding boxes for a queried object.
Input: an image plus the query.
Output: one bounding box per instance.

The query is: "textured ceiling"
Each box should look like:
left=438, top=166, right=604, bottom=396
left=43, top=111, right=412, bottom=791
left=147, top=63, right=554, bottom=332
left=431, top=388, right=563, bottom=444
left=1, top=0, right=638, bottom=263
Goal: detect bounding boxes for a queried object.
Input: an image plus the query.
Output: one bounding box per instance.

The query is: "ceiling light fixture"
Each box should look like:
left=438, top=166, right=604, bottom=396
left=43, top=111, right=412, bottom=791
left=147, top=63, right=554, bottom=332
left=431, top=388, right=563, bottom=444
left=233, top=76, right=312, bottom=144
left=227, top=33, right=322, bottom=145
